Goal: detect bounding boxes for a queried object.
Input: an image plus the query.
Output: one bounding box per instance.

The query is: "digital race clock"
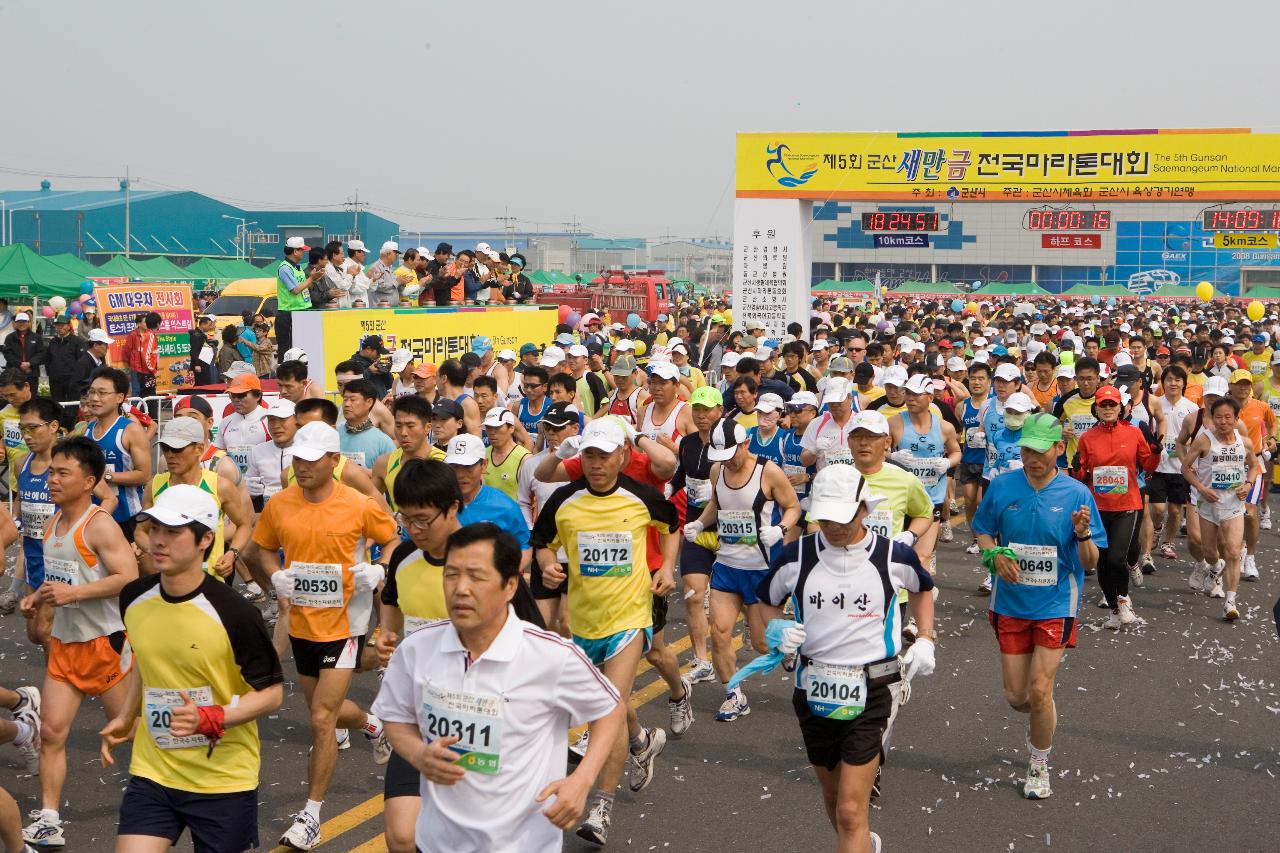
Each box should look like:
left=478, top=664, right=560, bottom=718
left=861, top=212, right=941, bottom=232
left=1202, top=209, right=1280, bottom=231
left=1025, top=210, right=1111, bottom=231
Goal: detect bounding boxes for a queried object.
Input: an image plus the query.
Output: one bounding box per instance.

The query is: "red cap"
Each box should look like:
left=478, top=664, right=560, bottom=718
left=1094, top=385, right=1123, bottom=405
left=1156, top=346, right=1170, bottom=355
left=938, top=339, right=953, bottom=349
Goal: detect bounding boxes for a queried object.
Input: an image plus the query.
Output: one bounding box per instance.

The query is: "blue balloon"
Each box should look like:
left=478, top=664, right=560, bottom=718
left=1090, top=294, right=1101, bottom=305
left=627, top=312, right=642, bottom=329
left=80, top=280, right=95, bottom=295
left=951, top=299, right=964, bottom=313
left=1107, top=296, right=1117, bottom=308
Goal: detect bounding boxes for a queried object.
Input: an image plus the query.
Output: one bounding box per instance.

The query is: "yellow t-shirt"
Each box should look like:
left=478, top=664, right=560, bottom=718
left=383, top=542, right=448, bottom=636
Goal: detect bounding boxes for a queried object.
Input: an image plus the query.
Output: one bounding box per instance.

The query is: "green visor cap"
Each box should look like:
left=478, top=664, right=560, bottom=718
left=1017, top=412, right=1063, bottom=452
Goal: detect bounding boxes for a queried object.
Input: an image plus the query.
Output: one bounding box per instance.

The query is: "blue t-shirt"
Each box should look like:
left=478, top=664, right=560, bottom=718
left=973, top=469, right=1106, bottom=620
left=337, top=423, right=396, bottom=471
left=458, top=485, right=531, bottom=550
left=236, top=325, right=256, bottom=361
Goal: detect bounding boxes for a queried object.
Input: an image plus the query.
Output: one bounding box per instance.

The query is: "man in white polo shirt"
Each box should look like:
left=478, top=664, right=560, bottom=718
left=373, top=522, right=624, bottom=853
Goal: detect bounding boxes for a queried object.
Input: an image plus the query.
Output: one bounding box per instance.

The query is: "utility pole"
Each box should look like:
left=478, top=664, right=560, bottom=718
left=123, top=166, right=131, bottom=258
left=562, top=217, right=581, bottom=274
left=344, top=190, right=366, bottom=240
left=497, top=207, right=518, bottom=251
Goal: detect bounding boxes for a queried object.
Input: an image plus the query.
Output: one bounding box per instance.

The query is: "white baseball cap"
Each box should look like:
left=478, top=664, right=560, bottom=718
left=756, top=392, right=785, bottom=413
left=707, top=418, right=747, bottom=462
left=567, top=344, right=589, bottom=358
left=14, top=312, right=30, bottom=322
left=580, top=418, right=626, bottom=453
left=282, top=347, right=308, bottom=364
left=390, top=349, right=414, bottom=372
left=158, top=417, right=205, bottom=449
left=614, top=339, right=635, bottom=353
left=88, top=329, right=113, bottom=345
left=849, top=410, right=890, bottom=436
left=1003, top=392, right=1036, bottom=413
left=821, top=377, right=853, bottom=405
left=904, top=374, right=934, bottom=395
left=539, top=345, right=566, bottom=367
left=497, top=349, right=517, bottom=361
left=1203, top=376, right=1229, bottom=397
left=265, top=398, right=297, bottom=419
left=788, top=391, right=818, bottom=409
left=347, top=239, right=369, bottom=253
left=972, top=336, right=988, bottom=348
left=290, top=422, right=341, bottom=461
left=483, top=407, right=516, bottom=428
left=811, top=339, right=831, bottom=351
left=379, top=241, right=400, bottom=255
left=139, top=484, right=219, bottom=530
left=648, top=361, right=680, bottom=381
left=720, top=352, right=741, bottom=369
left=1112, top=351, right=1133, bottom=367
left=444, top=433, right=487, bottom=465
left=993, top=363, right=1022, bottom=382
left=284, top=236, right=309, bottom=250
left=1056, top=365, right=1076, bottom=379
left=476, top=242, right=492, bottom=254
left=946, top=356, right=967, bottom=372
left=882, top=366, right=909, bottom=387
left=809, top=465, right=885, bottom=524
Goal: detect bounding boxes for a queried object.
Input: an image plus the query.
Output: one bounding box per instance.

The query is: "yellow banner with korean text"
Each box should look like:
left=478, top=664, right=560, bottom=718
left=296, top=305, right=560, bottom=382
left=736, top=129, right=1280, bottom=202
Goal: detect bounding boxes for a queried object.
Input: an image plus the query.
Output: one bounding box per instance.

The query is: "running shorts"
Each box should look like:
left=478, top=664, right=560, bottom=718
left=117, top=776, right=258, bottom=853
left=711, top=561, right=769, bottom=605
left=47, top=631, right=132, bottom=696
left=988, top=612, right=1077, bottom=655
left=530, top=560, right=568, bottom=600
left=1147, top=472, right=1189, bottom=505
left=572, top=628, right=653, bottom=667
left=1197, top=491, right=1246, bottom=525
left=651, top=593, right=668, bottom=633
left=956, top=462, right=986, bottom=487
left=290, top=635, right=365, bottom=678
left=791, top=680, right=894, bottom=770
left=385, top=750, right=420, bottom=800
left=679, top=540, right=716, bottom=576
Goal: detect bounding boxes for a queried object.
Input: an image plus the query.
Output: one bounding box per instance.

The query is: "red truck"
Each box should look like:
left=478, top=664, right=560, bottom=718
left=536, top=271, right=674, bottom=324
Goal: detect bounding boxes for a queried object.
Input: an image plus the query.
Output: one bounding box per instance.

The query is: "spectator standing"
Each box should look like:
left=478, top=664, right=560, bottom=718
left=427, top=242, right=455, bottom=306
left=45, top=315, right=84, bottom=404
left=0, top=311, right=46, bottom=390
left=368, top=242, right=403, bottom=307
left=275, top=236, right=318, bottom=354
left=189, top=314, right=217, bottom=387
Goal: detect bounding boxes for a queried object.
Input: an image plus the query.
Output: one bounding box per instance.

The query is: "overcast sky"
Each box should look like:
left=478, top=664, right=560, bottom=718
left=2, top=0, right=1275, bottom=240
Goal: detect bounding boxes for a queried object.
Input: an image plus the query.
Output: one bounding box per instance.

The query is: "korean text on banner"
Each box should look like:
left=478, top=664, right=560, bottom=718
left=94, top=283, right=196, bottom=393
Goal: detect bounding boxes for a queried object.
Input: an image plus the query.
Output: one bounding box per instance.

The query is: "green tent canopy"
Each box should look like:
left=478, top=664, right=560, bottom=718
left=1062, top=283, right=1135, bottom=299
left=94, top=255, right=156, bottom=279
left=973, top=281, right=1051, bottom=297
left=812, top=279, right=874, bottom=294
left=183, top=257, right=259, bottom=282
left=44, top=253, right=100, bottom=279
left=0, top=244, right=87, bottom=301
left=131, top=256, right=197, bottom=280
left=890, top=281, right=964, bottom=296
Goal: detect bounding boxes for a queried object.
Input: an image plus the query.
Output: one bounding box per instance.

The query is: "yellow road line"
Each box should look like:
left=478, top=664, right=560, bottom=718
left=345, top=833, right=390, bottom=853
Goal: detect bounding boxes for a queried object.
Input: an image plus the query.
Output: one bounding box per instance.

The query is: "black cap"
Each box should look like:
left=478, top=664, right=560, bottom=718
left=434, top=242, right=453, bottom=255
left=585, top=340, right=605, bottom=356
left=432, top=399, right=463, bottom=420
left=1114, top=364, right=1142, bottom=382
left=174, top=394, right=213, bottom=418
left=361, top=335, right=388, bottom=354
left=540, top=401, right=579, bottom=428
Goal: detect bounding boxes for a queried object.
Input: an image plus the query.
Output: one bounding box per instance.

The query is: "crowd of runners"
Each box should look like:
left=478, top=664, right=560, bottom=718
left=2, top=268, right=1279, bottom=852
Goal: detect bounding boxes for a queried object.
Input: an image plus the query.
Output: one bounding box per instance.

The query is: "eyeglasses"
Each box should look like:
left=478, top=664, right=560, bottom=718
left=84, top=388, right=120, bottom=398
left=523, top=382, right=545, bottom=390
left=18, top=422, right=52, bottom=434
left=395, top=510, right=442, bottom=532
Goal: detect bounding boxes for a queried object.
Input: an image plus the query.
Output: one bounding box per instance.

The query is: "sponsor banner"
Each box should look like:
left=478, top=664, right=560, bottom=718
left=731, top=198, right=811, bottom=338
left=737, top=129, right=1280, bottom=201
left=94, top=282, right=195, bottom=392
left=293, top=305, right=559, bottom=387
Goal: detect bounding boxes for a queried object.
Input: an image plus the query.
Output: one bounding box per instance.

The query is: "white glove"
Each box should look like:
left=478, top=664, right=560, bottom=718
left=556, top=435, right=582, bottom=460
left=890, top=449, right=915, bottom=467
left=245, top=475, right=265, bottom=495
left=686, top=480, right=711, bottom=506
left=893, top=530, right=917, bottom=547
left=684, top=520, right=704, bottom=542
left=270, top=569, right=295, bottom=601
left=902, top=637, right=936, bottom=680
left=778, top=623, right=806, bottom=656
left=351, top=562, right=386, bottom=592
left=934, top=458, right=952, bottom=475
left=815, top=434, right=838, bottom=452
left=759, top=525, right=784, bottom=548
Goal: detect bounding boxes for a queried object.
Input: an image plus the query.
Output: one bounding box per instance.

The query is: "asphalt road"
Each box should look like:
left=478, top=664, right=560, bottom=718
left=2, top=525, right=1279, bottom=852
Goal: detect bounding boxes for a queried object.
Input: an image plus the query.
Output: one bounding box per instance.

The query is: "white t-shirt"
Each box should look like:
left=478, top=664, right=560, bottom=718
left=372, top=610, right=620, bottom=853
left=1156, top=395, right=1199, bottom=475
left=214, top=408, right=270, bottom=472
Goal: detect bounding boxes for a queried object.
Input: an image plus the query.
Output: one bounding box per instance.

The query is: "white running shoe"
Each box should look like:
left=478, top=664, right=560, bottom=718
left=1188, top=562, right=1209, bottom=591
left=715, top=689, right=750, bottom=722
left=569, top=729, right=589, bottom=760
left=1117, top=596, right=1137, bottom=626
left=940, top=524, right=954, bottom=543
left=1104, top=610, right=1121, bottom=631
left=627, top=726, right=667, bottom=791
left=1241, top=554, right=1259, bottom=581
left=22, top=813, right=64, bottom=848
left=966, top=540, right=981, bottom=555
left=1140, top=553, right=1156, bottom=575
left=1129, top=564, right=1144, bottom=588
left=1262, top=506, right=1272, bottom=530
left=14, top=686, right=41, bottom=730
left=576, top=797, right=612, bottom=847
left=0, top=590, right=16, bottom=615
left=370, top=728, right=391, bottom=765
left=949, top=499, right=960, bottom=514
left=686, top=657, right=716, bottom=684
left=870, top=830, right=883, bottom=853
left=1224, top=600, right=1240, bottom=621
left=980, top=573, right=992, bottom=594
left=1023, top=761, right=1052, bottom=799
left=279, top=811, right=322, bottom=851
left=1097, top=594, right=1111, bottom=610
left=336, top=729, right=350, bottom=751
left=241, top=581, right=267, bottom=603
left=668, top=676, right=694, bottom=738
left=1209, top=574, right=1226, bottom=599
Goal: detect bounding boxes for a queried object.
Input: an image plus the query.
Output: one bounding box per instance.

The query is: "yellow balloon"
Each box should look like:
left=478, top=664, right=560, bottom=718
left=1248, top=300, right=1265, bottom=321
left=633, top=340, right=647, bottom=357
left=1196, top=281, right=1214, bottom=303
left=965, top=301, right=979, bottom=315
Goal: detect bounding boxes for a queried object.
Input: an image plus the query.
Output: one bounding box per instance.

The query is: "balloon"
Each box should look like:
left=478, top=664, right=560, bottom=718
left=1059, top=350, right=1075, bottom=366
left=1196, top=281, right=1214, bottom=303
left=557, top=304, right=571, bottom=323
left=48, top=296, right=67, bottom=311
left=633, top=340, right=648, bottom=357
left=627, top=312, right=642, bottom=329
left=951, top=299, right=964, bottom=313
left=1090, top=294, right=1101, bottom=305
left=972, top=281, right=982, bottom=290
left=41, top=306, right=55, bottom=319
left=1248, top=300, right=1265, bottom=321
left=80, top=280, right=95, bottom=295
left=965, top=301, right=979, bottom=315
left=1107, top=297, right=1117, bottom=308
left=566, top=311, right=581, bottom=328
left=69, top=301, right=82, bottom=315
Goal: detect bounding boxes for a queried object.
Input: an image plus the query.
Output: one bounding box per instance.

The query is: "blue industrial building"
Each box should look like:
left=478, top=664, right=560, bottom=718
left=0, top=181, right=398, bottom=266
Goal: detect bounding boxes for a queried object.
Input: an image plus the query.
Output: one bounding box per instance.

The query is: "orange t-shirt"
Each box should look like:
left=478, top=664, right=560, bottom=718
left=1028, top=380, right=1057, bottom=412
left=1237, top=398, right=1275, bottom=453
left=1184, top=383, right=1204, bottom=408
left=253, top=483, right=398, bottom=642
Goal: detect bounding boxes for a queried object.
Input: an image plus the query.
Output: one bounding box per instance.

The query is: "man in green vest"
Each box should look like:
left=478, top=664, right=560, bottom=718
left=569, top=343, right=607, bottom=416
left=276, top=236, right=321, bottom=353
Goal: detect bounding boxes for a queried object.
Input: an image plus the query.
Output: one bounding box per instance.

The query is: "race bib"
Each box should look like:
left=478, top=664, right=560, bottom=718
left=228, top=446, right=252, bottom=474
left=805, top=661, right=867, bottom=720
left=864, top=508, right=893, bottom=538
left=3, top=420, right=21, bottom=450
left=144, top=686, right=213, bottom=750
left=1092, top=465, right=1129, bottom=495
left=966, top=429, right=987, bottom=450
left=43, top=557, right=80, bottom=606
left=718, top=509, right=758, bottom=545
left=685, top=477, right=711, bottom=508
left=905, top=458, right=941, bottom=487
left=421, top=682, right=503, bottom=775
left=341, top=450, right=368, bottom=468
left=1251, top=360, right=1267, bottom=375
left=1210, top=463, right=1245, bottom=491
left=1011, top=542, right=1058, bottom=587
left=290, top=562, right=344, bottom=608
left=577, top=531, right=633, bottom=577
left=823, top=447, right=853, bottom=466
left=21, top=502, right=54, bottom=540
left=1070, top=414, right=1097, bottom=436
left=1268, top=397, right=1280, bottom=420
left=1163, top=437, right=1179, bottom=459
left=404, top=615, right=431, bottom=636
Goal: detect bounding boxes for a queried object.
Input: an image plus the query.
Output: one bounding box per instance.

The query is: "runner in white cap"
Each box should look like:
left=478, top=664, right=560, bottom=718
left=800, top=377, right=860, bottom=472
left=889, top=374, right=961, bottom=573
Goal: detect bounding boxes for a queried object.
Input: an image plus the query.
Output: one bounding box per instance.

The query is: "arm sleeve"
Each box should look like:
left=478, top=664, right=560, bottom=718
left=554, top=642, right=622, bottom=727
left=888, top=541, right=934, bottom=593
left=216, top=585, right=285, bottom=690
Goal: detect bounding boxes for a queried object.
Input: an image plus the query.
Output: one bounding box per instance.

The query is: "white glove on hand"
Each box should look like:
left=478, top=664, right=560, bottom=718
left=934, top=458, right=952, bottom=475
left=556, top=435, right=582, bottom=460
left=902, top=637, right=936, bottom=680
left=687, top=480, right=711, bottom=506
left=270, top=569, right=295, bottom=601
left=683, top=520, right=704, bottom=542
left=890, top=449, right=915, bottom=467
left=815, top=434, right=838, bottom=452
left=778, top=623, right=806, bottom=655
left=245, top=475, right=265, bottom=495
left=351, top=562, right=386, bottom=592
left=759, top=525, right=784, bottom=548
left=893, top=530, right=917, bottom=547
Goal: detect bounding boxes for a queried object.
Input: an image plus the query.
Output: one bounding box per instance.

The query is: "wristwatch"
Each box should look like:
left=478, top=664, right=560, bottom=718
left=1074, top=531, right=1092, bottom=542
left=104, top=471, right=114, bottom=483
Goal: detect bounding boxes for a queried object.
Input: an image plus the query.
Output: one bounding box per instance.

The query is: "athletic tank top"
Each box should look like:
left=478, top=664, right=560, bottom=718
left=518, top=396, right=547, bottom=435
left=960, top=398, right=986, bottom=465
left=47, top=505, right=124, bottom=643
left=88, top=416, right=142, bottom=522
left=747, top=427, right=787, bottom=468
left=151, top=469, right=225, bottom=581
left=18, top=455, right=52, bottom=582
left=713, top=459, right=774, bottom=570
left=384, top=447, right=405, bottom=511
left=640, top=401, right=686, bottom=442
left=484, top=443, right=529, bottom=502
left=1197, top=431, right=1247, bottom=493
left=899, top=412, right=947, bottom=503
left=607, top=387, right=644, bottom=426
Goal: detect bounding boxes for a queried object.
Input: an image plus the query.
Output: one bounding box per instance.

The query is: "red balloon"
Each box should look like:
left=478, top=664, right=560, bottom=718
left=41, top=306, right=56, bottom=319
left=558, top=304, right=571, bottom=323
